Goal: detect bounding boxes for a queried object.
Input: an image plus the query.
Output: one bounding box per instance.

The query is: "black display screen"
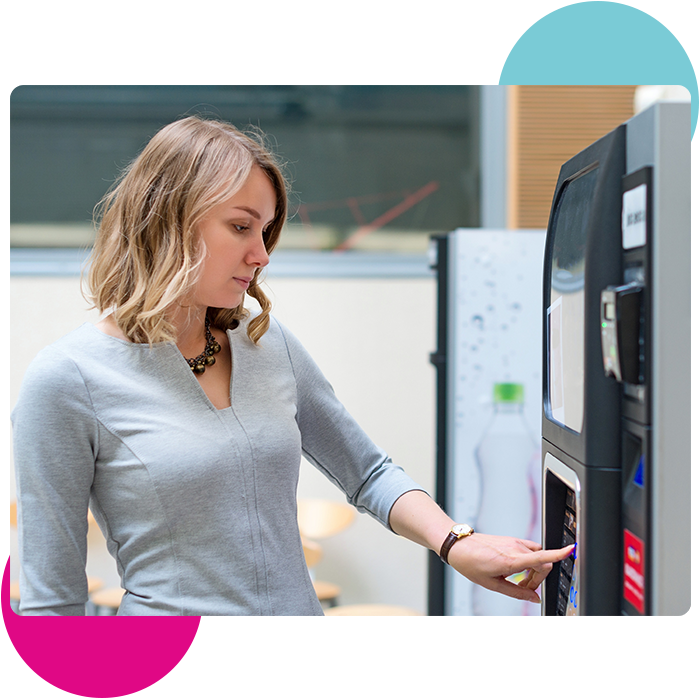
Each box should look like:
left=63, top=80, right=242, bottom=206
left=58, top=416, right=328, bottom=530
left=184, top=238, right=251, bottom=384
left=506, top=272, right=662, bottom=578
left=547, top=166, right=599, bottom=434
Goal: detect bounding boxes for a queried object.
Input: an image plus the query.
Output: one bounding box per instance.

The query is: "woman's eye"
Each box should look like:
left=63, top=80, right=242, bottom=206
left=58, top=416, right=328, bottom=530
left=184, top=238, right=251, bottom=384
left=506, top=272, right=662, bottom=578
left=232, top=224, right=249, bottom=233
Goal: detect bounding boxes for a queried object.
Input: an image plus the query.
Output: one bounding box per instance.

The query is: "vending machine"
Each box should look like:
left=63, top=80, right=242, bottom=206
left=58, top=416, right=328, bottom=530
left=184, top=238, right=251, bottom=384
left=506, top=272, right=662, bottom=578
left=541, top=101, right=690, bottom=616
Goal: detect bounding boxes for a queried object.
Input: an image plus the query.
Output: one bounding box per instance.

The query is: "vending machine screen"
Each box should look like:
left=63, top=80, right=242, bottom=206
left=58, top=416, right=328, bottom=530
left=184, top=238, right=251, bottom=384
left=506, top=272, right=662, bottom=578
left=547, top=166, right=599, bottom=434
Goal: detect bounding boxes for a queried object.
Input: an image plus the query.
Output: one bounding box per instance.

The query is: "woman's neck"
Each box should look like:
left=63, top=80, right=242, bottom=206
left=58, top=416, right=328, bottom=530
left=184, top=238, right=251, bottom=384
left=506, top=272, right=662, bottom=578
left=94, top=305, right=210, bottom=354
left=169, top=304, right=209, bottom=358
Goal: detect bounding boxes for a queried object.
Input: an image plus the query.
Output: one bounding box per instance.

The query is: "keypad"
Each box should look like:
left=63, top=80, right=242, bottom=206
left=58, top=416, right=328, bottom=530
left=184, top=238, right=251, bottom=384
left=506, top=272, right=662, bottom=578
left=556, top=487, right=578, bottom=615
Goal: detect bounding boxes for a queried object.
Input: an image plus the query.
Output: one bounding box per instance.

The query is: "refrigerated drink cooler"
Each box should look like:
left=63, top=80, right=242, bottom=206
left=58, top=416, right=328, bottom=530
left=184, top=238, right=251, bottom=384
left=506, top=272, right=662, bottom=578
left=541, top=101, right=690, bottom=616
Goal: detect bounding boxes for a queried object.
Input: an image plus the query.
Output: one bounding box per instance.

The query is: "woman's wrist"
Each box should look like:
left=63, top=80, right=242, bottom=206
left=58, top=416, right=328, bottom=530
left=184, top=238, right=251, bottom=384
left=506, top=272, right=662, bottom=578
left=440, top=524, right=475, bottom=565
left=388, top=490, right=456, bottom=554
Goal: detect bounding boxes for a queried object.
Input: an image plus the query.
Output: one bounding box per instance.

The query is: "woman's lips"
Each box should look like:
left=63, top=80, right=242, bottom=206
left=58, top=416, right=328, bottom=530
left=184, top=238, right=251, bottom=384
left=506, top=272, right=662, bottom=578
left=233, top=276, right=252, bottom=290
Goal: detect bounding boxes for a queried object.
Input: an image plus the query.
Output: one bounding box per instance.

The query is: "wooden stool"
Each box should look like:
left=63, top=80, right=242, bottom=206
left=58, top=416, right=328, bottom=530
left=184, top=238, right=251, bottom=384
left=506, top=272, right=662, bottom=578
left=324, top=604, right=423, bottom=616
left=10, top=577, right=104, bottom=615
left=297, top=499, right=356, bottom=540
left=298, top=501, right=355, bottom=609
left=313, top=581, right=341, bottom=608
left=302, top=538, right=323, bottom=569
left=90, top=587, right=126, bottom=615
left=302, top=537, right=343, bottom=608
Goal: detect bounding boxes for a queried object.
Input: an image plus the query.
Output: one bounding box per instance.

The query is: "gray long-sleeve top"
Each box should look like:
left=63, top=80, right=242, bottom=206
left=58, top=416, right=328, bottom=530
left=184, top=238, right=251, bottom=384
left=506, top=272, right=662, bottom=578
left=11, top=316, right=425, bottom=616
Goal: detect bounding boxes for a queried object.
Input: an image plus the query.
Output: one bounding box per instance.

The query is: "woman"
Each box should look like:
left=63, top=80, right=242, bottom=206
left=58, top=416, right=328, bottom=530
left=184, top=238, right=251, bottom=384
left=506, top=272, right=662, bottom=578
left=12, top=116, right=573, bottom=615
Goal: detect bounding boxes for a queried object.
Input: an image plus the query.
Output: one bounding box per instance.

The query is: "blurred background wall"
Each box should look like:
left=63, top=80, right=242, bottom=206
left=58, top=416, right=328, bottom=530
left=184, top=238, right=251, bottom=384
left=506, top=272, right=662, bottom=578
left=11, top=84, right=661, bottom=613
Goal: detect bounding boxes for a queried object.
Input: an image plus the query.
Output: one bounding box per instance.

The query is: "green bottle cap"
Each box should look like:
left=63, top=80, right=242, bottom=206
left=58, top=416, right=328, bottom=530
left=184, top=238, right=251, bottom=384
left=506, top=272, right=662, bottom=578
left=493, top=383, right=524, bottom=403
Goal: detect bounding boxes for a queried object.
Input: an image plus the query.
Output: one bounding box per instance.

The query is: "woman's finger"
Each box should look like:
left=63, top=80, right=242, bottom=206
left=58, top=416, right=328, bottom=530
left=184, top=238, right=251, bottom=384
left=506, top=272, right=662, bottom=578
left=515, top=539, right=544, bottom=552
left=517, top=569, right=537, bottom=589
left=515, top=544, right=574, bottom=571
left=488, top=577, right=541, bottom=603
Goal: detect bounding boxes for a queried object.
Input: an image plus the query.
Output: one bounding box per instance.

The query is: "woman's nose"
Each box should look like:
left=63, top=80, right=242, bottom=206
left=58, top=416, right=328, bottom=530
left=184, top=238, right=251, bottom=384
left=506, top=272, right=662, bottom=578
left=247, top=230, right=270, bottom=269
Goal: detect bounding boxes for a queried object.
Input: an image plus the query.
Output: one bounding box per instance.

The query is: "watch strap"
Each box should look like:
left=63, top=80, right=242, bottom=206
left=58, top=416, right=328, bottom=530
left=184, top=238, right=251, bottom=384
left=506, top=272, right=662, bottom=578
left=439, top=525, right=474, bottom=565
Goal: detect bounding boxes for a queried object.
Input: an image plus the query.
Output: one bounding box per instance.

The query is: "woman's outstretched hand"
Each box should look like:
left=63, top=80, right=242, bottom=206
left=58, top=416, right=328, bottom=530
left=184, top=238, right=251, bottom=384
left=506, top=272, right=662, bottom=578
left=446, top=533, right=574, bottom=603
left=388, top=490, right=573, bottom=604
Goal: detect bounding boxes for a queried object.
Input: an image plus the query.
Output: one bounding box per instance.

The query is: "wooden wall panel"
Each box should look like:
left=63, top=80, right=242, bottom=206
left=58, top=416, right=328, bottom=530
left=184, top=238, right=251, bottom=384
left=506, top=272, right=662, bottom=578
left=508, top=86, right=638, bottom=229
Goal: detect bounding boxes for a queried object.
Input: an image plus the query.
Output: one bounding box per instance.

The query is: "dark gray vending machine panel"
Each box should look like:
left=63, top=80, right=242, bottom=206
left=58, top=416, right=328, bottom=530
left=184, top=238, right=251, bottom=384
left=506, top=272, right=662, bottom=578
left=543, top=446, right=621, bottom=615
left=542, top=125, right=626, bottom=466
left=620, top=421, right=651, bottom=615
left=543, top=102, right=689, bottom=616
left=541, top=124, right=626, bottom=615
left=618, top=167, right=653, bottom=615
left=599, top=167, right=652, bottom=614
left=618, top=167, right=652, bottom=426
left=543, top=460, right=579, bottom=615
left=625, top=103, right=690, bottom=615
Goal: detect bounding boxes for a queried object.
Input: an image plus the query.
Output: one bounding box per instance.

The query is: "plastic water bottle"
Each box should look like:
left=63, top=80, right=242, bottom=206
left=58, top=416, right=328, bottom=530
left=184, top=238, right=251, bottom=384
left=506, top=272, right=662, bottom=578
left=472, top=382, right=538, bottom=616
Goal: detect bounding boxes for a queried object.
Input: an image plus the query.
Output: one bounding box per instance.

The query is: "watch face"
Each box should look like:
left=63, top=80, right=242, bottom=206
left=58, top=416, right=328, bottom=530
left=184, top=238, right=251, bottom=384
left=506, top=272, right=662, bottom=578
left=453, top=524, right=473, bottom=536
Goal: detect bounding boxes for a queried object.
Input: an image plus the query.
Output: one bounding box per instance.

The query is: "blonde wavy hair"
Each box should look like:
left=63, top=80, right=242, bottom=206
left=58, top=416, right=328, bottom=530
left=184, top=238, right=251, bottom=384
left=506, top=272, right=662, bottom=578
left=84, top=116, right=287, bottom=345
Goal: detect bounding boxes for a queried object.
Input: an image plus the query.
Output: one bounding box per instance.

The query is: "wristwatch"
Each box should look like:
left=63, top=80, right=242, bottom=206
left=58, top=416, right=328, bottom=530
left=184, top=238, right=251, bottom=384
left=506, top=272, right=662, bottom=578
left=440, top=523, right=475, bottom=565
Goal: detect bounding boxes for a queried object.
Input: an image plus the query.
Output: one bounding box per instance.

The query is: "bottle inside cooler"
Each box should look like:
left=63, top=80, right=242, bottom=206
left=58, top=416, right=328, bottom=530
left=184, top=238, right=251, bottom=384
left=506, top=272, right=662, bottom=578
left=473, top=382, right=539, bottom=615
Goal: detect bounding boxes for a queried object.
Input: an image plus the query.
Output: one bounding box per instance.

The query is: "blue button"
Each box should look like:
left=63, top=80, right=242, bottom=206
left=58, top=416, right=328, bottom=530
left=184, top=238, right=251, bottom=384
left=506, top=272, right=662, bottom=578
left=634, top=455, right=645, bottom=487
left=569, top=586, right=578, bottom=608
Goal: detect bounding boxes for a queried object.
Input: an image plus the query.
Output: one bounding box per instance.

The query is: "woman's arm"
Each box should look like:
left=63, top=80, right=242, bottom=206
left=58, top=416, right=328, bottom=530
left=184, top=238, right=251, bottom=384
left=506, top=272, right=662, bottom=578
left=12, top=347, right=98, bottom=615
left=279, top=319, right=426, bottom=528
left=388, top=490, right=573, bottom=603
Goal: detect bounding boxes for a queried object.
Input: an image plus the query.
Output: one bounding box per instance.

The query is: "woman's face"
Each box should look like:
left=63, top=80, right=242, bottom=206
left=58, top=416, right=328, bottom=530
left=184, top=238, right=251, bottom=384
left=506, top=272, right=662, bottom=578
left=192, top=166, right=276, bottom=311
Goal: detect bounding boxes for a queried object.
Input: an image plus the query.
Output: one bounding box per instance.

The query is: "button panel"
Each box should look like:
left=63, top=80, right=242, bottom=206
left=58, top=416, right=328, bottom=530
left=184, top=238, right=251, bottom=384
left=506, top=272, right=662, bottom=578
left=556, top=486, right=578, bottom=615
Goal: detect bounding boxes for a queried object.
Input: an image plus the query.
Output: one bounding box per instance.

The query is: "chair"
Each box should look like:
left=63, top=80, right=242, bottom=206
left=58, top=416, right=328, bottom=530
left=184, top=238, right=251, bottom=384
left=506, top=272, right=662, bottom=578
left=324, top=604, right=423, bottom=616
left=302, top=537, right=342, bottom=608
left=298, top=499, right=356, bottom=608
left=313, top=581, right=342, bottom=607
left=302, top=537, right=323, bottom=569
left=297, top=499, right=356, bottom=540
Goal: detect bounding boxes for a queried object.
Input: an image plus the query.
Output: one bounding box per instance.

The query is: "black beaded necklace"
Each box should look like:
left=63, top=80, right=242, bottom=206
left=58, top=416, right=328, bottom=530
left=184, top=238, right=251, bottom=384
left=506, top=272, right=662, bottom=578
left=186, top=316, right=222, bottom=374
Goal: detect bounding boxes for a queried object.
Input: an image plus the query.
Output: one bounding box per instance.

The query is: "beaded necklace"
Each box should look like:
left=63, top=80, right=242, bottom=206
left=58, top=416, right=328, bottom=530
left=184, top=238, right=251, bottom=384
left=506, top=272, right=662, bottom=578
left=185, top=316, right=222, bottom=374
